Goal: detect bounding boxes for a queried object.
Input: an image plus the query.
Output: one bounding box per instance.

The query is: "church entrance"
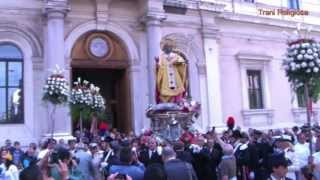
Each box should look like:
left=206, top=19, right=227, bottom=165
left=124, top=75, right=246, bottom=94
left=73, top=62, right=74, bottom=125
left=71, top=68, right=132, bottom=133
left=70, top=31, right=132, bottom=133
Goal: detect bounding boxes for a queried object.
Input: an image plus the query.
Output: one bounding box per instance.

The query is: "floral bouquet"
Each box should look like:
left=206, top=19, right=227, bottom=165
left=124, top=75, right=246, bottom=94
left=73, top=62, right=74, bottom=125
left=70, top=78, right=93, bottom=108
left=282, top=24, right=320, bottom=101
left=70, top=78, right=106, bottom=122
left=91, top=85, right=106, bottom=112
left=43, top=65, right=69, bottom=105
left=180, top=99, right=201, bottom=114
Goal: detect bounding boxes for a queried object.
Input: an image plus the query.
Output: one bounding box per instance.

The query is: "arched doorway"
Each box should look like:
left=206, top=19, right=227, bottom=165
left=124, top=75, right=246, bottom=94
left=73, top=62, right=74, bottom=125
left=70, top=31, right=132, bottom=133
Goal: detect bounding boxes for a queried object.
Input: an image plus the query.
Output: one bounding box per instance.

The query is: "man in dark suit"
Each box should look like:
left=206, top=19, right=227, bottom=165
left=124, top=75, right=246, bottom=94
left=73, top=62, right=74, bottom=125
left=173, top=141, right=193, bottom=163
left=253, top=130, right=273, bottom=180
left=268, top=152, right=292, bottom=180
left=162, top=146, right=198, bottom=180
left=139, top=137, right=162, bottom=167
left=234, top=132, right=259, bottom=180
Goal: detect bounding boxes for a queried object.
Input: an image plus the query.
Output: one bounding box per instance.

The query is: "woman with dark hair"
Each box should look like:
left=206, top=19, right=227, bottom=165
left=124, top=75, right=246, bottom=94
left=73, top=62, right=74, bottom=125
left=143, top=163, right=167, bottom=180
left=0, top=148, right=19, bottom=180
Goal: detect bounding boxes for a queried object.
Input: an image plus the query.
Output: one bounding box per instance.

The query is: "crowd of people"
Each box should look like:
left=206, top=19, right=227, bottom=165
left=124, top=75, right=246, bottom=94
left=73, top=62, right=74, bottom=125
left=1, top=122, right=320, bottom=180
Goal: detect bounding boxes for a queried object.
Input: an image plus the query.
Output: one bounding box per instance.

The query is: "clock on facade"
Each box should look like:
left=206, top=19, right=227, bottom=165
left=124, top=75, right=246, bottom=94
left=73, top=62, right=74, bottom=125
left=86, top=34, right=112, bottom=60
left=89, top=37, right=109, bottom=58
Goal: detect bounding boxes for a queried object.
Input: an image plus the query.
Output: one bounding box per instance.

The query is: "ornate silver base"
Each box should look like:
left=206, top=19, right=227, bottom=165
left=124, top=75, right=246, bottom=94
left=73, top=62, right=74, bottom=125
left=147, top=110, right=196, bottom=141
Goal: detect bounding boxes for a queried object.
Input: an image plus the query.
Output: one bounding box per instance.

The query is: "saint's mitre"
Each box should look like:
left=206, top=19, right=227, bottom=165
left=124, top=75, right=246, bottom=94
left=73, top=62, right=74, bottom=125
left=160, top=38, right=176, bottom=49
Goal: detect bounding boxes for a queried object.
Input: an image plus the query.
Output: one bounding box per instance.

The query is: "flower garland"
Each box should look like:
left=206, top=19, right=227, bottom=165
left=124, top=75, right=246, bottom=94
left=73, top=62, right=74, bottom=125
left=43, top=65, right=69, bottom=105
left=282, top=24, right=320, bottom=101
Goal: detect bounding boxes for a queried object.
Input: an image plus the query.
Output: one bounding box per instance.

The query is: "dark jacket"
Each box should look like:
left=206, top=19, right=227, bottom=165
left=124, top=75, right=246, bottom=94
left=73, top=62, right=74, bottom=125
left=19, top=164, right=42, bottom=180
left=234, top=143, right=259, bottom=179
left=210, top=143, right=223, bottom=180
left=176, top=150, right=193, bottom=164
left=164, top=159, right=197, bottom=180
left=139, top=149, right=162, bottom=167
left=192, top=148, right=215, bottom=180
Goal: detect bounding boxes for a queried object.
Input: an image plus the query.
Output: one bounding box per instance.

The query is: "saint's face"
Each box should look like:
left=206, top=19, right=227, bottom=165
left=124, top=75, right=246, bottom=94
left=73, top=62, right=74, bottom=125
left=163, top=45, right=173, bottom=54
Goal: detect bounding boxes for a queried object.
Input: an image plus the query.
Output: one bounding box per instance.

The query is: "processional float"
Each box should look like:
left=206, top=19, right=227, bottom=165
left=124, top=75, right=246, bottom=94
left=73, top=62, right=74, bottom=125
left=146, top=38, right=200, bottom=141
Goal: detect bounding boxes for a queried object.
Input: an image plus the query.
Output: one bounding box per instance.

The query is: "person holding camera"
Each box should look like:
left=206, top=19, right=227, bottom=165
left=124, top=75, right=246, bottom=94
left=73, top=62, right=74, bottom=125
left=109, top=147, right=145, bottom=180
left=38, top=147, right=84, bottom=180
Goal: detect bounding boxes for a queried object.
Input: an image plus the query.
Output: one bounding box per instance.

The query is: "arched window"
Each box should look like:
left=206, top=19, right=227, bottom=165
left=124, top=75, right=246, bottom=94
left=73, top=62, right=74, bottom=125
left=0, top=43, right=23, bottom=124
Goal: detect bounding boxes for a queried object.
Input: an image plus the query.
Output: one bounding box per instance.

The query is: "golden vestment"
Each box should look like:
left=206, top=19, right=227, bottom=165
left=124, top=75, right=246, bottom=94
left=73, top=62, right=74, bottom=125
left=156, top=52, right=187, bottom=102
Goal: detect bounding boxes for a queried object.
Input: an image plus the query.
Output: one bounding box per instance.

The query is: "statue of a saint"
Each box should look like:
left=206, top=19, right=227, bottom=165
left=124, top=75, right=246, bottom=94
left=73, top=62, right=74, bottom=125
left=156, top=38, right=187, bottom=103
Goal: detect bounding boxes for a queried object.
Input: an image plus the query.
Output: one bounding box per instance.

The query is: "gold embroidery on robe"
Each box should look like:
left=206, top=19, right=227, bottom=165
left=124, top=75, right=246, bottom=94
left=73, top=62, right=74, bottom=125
left=156, top=52, right=187, bottom=102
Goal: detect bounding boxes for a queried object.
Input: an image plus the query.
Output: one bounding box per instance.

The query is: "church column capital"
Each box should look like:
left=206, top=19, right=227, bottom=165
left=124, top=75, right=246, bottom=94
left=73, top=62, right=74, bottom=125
left=140, top=11, right=166, bottom=27
left=44, top=0, right=70, bottom=19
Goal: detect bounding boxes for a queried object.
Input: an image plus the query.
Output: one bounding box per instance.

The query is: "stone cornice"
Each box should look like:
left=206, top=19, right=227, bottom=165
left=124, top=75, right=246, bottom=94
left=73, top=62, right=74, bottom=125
left=0, top=7, right=42, bottom=16
left=198, top=1, right=225, bottom=13
left=164, top=0, right=188, bottom=9
left=44, top=0, right=70, bottom=18
left=221, top=31, right=286, bottom=43
left=164, top=0, right=225, bottom=13
left=236, top=52, right=272, bottom=63
left=201, top=26, right=220, bottom=39
left=242, top=109, right=274, bottom=119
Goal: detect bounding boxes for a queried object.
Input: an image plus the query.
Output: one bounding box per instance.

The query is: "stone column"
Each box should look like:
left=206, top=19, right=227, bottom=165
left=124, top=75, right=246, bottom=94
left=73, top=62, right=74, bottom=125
left=45, top=0, right=69, bottom=68
left=202, top=27, right=225, bottom=129
left=43, top=0, right=73, bottom=140
left=198, top=1, right=225, bottom=130
left=197, top=63, right=210, bottom=132
left=143, top=12, right=166, bottom=104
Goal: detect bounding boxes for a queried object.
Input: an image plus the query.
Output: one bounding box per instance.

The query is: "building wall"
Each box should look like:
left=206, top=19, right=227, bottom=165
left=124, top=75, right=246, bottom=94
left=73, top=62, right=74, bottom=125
left=212, top=0, right=320, bottom=129
left=0, top=0, right=319, bottom=143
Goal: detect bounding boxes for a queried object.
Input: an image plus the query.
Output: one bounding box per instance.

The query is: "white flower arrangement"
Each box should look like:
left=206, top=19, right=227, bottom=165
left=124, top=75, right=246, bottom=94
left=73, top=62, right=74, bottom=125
left=43, top=65, right=69, bottom=104
left=70, top=77, right=105, bottom=114
left=283, top=23, right=320, bottom=101
left=282, top=23, right=320, bottom=86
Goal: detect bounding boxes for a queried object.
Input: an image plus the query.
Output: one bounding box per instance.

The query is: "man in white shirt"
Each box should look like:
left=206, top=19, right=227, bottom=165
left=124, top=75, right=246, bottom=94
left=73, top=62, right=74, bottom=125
left=37, top=139, right=56, bottom=159
left=294, top=132, right=310, bottom=169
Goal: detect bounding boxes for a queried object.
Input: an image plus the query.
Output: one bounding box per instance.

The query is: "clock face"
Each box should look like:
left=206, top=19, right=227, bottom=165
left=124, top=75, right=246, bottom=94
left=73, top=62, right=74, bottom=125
left=89, top=37, right=109, bottom=58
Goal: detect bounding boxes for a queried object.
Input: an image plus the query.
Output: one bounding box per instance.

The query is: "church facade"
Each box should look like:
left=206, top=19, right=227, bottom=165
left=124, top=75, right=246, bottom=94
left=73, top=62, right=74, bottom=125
left=0, top=0, right=320, bottom=143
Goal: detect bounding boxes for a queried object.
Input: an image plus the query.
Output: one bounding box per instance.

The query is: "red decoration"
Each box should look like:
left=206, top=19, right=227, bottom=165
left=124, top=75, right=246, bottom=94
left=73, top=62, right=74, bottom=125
left=140, top=135, right=150, bottom=146
left=99, top=122, right=108, bottom=131
left=227, top=116, right=235, bottom=130
left=180, top=131, right=194, bottom=144
left=287, top=38, right=314, bottom=46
